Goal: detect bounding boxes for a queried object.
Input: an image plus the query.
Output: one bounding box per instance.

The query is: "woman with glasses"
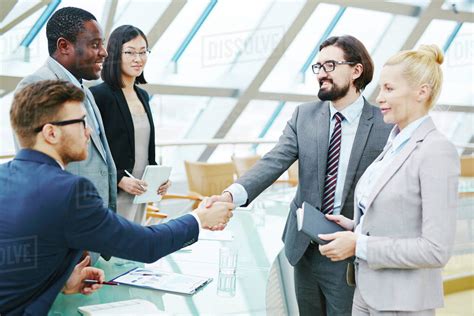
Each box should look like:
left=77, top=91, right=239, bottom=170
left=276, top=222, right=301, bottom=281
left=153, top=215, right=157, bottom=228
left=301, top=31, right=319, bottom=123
left=317, top=45, right=459, bottom=315
left=91, top=25, right=170, bottom=224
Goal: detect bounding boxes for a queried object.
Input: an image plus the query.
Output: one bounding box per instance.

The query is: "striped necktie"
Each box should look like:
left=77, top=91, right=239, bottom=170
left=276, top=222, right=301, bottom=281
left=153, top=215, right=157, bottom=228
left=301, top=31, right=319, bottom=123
left=321, top=112, right=344, bottom=214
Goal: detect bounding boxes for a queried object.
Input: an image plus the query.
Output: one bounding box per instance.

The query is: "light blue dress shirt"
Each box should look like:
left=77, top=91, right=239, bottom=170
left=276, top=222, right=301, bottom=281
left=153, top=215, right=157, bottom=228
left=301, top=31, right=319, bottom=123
left=225, top=95, right=365, bottom=210
left=354, top=115, right=430, bottom=260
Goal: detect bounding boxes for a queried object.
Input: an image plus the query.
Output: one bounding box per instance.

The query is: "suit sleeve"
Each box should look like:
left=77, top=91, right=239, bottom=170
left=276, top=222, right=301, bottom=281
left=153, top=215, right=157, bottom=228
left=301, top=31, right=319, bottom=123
left=235, top=106, right=300, bottom=204
left=366, top=139, right=459, bottom=269
left=64, top=177, right=199, bottom=263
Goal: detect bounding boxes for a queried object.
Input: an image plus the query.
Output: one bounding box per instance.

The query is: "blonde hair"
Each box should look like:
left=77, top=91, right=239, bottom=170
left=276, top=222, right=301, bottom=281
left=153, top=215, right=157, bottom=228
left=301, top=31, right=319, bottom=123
left=384, top=44, right=444, bottom=109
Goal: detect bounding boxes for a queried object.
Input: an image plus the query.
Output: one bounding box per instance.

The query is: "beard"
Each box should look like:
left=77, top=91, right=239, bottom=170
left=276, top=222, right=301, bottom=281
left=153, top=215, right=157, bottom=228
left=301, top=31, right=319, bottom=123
left=318, top=80, right=350, bottom=101
left=58, top=134, right=88, bottom=165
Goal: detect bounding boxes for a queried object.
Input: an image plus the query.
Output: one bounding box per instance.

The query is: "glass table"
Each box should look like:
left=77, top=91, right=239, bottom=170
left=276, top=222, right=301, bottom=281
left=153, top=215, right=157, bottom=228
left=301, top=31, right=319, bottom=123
left=48, top=187, right=296, bottom=315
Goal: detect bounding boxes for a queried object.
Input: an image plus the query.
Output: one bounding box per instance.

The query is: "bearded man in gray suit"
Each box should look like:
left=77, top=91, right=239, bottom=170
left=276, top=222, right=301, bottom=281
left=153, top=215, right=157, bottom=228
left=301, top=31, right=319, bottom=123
left=207, top=35, right=392, bottom=315
left=15, top=7, right=116, bottom=260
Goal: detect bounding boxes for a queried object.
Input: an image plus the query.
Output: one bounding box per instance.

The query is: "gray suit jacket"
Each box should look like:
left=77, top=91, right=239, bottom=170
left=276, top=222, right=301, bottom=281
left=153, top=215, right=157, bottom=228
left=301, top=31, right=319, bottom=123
left=354, top=117, right=459, bottom=311
left=15, top=58, right=117, bottom=210
left=237, top=98, right=391, bottom=265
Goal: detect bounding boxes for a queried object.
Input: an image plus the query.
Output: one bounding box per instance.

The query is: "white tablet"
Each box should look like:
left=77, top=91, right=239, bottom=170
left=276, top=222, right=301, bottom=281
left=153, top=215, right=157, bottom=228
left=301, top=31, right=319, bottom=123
left=133, top=165, right=172, bottom=204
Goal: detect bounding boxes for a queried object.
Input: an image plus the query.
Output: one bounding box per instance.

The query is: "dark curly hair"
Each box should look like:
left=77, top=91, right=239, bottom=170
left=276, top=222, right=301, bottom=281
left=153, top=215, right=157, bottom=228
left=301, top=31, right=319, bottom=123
left=46, top=7, right=97, bottom=55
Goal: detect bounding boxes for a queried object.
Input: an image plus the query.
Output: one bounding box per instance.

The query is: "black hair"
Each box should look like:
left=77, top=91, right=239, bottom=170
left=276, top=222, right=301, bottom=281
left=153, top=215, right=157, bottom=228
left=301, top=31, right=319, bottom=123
left=320, top=35, right=374, bottom=92
left=46, top=7, right=97, bottom=56
left=101, top=25, right=148, bottom=89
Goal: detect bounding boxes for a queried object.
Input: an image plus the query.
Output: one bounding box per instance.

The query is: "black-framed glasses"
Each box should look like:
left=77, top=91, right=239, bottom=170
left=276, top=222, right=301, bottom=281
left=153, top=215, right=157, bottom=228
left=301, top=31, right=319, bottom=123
left=311, top=60, right=357, bottom=74
left=122, top=50, right=151, bottom=58
left=34, top=117, right=87, bottom=133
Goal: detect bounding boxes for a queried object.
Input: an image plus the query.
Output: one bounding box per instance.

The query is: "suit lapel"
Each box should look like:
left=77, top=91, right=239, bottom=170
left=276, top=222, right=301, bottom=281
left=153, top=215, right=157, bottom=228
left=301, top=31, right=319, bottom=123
left=84, top=88, right=107, bottom=162
left=363, top=118, right=436, bottom=212
left=340, top=99, right=374, bottom=207
left=113, top=88, right=135, bottom=151
left=316, top=102, right=330, bottom=199
left=46, top=58, right=107, bottom=162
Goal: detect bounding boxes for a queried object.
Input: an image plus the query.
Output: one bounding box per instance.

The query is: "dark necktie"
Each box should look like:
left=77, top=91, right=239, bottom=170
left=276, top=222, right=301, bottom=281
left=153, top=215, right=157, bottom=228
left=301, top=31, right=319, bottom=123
left=321, top=112, right=344, bottom=214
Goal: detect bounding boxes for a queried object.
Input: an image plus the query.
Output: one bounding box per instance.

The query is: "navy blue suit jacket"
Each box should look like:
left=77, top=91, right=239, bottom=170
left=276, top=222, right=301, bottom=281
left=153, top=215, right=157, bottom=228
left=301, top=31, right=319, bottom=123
left=0, top=149, right=199, bottom=315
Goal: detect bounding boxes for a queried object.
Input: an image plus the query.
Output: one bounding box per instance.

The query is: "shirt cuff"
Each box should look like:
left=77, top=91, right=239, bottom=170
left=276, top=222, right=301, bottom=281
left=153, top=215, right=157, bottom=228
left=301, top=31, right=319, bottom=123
left=190, top=211, right=202, bottom=235
left=355, top=234, right=368, bottom=260
left=224, top=183, right=248, bottom=206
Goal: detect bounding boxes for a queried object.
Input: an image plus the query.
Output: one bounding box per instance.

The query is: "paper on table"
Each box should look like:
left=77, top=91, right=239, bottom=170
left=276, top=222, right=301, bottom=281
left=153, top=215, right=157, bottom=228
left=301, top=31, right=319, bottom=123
left=198, top=230, right=234, bottom=241
left=78, top=299, right=160, bottom=316
left=112, top=267, right=212, bottom=295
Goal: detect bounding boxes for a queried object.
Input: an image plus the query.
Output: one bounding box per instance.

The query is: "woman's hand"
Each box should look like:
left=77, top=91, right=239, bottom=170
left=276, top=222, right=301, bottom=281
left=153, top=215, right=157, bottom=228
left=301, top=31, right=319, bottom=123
left=118, top=176, right=147, bottom=195
left=157, top=180, right=171, bottom=196
left=318, top=231, right=357, bottom=261
left=62, top=256, right=105, bottom=295
left=325, top=214, right=355, bottom=231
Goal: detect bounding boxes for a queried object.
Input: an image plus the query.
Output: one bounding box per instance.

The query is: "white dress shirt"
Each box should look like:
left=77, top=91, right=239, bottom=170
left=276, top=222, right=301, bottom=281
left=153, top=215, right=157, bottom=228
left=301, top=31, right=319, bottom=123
left=355, top=115, right=429, bottom=260
left=225, top=95, right=365, bottom=210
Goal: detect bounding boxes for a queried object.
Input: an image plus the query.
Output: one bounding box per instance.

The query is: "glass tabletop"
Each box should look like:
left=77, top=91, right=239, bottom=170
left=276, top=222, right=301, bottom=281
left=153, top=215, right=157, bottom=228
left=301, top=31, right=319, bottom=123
left=48, top=188, right=296, bottom=315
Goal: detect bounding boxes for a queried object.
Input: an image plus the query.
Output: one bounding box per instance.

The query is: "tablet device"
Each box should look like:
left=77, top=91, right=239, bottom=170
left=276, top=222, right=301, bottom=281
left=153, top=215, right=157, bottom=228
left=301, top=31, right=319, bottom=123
left=133, top=165, right=172, bottom=204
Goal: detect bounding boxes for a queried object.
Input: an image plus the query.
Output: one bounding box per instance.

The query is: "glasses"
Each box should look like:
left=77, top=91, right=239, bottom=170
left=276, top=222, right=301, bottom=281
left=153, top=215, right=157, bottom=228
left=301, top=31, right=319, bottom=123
left=122, top=50, right=151, bottom=58
left=34, top=117, right=87, bottom=133
left=311, top=60, right=356, bottom=74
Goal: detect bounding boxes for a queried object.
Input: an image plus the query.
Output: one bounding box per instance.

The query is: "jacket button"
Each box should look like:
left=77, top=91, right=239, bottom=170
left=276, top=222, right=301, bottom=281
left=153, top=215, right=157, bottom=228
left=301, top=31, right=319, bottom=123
left=101, top=170, right=107, bottom=176
left=366, top=232, right=370, bottom=236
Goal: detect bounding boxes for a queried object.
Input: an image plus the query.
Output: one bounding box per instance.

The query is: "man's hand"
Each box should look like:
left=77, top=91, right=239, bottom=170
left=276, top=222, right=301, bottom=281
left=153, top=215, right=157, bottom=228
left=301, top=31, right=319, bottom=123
left=118, top=177, right=147, bottom=195
left=62, top=256, right=105, bottom=295
left=157, top=180, right=171, bottom=196
left=318, top=231, right=357, bottom=261
left=325, top=214, right=354, bottom=231
left=205, top=192, right=233, bottom=208
left=194, top=201, right=235, bottom=229
left=202, top=192, right=233, bottom=230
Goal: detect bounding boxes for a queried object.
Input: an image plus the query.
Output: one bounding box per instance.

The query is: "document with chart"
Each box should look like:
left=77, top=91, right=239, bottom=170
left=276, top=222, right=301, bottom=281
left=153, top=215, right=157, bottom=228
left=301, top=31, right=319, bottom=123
left=112, top=267, right=212, bottom=295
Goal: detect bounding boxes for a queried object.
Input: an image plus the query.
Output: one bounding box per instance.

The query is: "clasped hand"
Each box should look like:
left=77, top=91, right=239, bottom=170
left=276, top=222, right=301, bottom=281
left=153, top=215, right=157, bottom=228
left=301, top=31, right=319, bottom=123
left=318, top=214, right=357, bottom=261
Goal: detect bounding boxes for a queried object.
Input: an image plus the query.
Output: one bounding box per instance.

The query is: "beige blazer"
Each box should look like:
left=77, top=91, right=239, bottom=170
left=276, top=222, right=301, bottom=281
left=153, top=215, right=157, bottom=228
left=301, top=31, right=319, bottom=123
left=354, top=117, right=459, bottom=311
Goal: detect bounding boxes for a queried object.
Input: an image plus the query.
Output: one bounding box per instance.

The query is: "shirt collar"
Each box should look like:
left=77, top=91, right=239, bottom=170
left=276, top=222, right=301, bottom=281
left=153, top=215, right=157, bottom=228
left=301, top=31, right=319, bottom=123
left=329, top=94, right=364, bottom=124
left=388, top=115, right=430, bottom=151
left=55, top=160, right=65, bottom=170
left=48, top=56, right=83, bottom=88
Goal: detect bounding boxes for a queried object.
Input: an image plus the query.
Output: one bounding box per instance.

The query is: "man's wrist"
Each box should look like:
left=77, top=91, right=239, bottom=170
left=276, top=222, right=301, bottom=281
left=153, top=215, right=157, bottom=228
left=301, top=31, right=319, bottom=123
left=222, top=191, right=233, bottom=202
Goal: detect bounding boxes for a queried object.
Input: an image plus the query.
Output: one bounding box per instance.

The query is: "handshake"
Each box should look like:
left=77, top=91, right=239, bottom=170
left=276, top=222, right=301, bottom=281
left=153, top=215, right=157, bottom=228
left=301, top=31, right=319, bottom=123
left=193, top=192, right=235, bottom=231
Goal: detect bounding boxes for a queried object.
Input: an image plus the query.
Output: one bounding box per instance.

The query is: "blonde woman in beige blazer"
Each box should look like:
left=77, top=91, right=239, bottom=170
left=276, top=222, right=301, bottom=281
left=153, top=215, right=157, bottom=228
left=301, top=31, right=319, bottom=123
left=317, top=44, right=460, bottom=315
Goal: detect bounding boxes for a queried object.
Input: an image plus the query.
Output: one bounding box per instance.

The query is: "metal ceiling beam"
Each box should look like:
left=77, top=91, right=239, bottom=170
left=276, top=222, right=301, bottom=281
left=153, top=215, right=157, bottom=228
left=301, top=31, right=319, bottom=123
left=256, top=91, right=315, bottom=103
left=0, top=0, right=18, bottom=23
left=436, top=8, right=474, bottom=22
left=199, top=0, right=322, bottom=161
left=400, top=0, right=444, bottom=51
left=2, top=75, right=470, bottom=113
left=0, top=75, right=21, bottom=97
left=368, top=0, right=443, bottom=102
left=147, top=0, right=187, bottom=49
left=323, top=0, right=421, bottom=16
left=144, top=83, right=237, bottom=98
left=102, top=0, right=118, bottom=37
left=0, top=0, right=49, bottom=35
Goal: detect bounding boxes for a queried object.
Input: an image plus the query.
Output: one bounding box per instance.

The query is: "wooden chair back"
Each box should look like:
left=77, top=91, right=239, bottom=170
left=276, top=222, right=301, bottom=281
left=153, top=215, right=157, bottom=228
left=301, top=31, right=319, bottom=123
left=184, top=161, right=235, bottom=196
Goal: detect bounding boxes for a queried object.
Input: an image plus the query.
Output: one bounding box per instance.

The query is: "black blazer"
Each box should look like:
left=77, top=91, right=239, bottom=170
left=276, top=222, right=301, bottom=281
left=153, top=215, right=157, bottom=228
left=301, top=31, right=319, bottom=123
left=90, top=82, right=157, bottom=187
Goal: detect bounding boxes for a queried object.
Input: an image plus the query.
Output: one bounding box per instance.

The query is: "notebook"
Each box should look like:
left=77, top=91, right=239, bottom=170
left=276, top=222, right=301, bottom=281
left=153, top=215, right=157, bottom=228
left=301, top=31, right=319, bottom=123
left=296, top=201, right=344, bottom=245
left=133, top=165, right=172, bottom=204
left=78, top=299, right=160, bottom=315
